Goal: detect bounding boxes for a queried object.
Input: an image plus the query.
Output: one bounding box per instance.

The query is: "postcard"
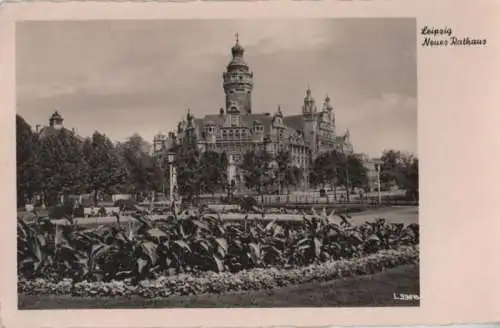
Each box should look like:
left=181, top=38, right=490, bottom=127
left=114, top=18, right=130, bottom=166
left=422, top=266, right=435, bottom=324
left=0, top=0, right=499, bottom=327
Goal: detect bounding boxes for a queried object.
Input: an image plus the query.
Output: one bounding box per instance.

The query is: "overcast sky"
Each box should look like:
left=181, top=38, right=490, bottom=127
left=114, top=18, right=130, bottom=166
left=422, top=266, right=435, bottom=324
left=16, top=18, right=417, bottom=157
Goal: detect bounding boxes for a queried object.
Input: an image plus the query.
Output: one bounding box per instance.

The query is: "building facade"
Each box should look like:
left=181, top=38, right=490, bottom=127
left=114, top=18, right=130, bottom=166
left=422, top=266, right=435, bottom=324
left=154, top=36, right=355, bottom=188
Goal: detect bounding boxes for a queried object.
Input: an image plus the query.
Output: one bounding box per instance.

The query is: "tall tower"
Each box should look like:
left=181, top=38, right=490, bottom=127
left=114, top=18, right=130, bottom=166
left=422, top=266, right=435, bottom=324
left=222, top=33, right=254, bottom=115
left=302, top=87, right=318, bottom=155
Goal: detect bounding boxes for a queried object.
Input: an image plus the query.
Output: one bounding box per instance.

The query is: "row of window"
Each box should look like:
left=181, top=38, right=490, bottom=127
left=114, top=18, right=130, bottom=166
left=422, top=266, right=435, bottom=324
left=228, top=89, right=251, bottom=94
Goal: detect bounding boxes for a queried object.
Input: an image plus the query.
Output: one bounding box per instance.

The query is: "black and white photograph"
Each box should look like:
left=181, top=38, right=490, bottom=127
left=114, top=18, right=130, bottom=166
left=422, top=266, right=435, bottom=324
left=15, top=18, right=419, bottom=309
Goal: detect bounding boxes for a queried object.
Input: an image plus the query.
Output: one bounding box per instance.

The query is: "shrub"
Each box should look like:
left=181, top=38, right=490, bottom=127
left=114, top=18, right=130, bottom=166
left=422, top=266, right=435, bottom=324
left=48, top=199, right=78, bottom=219
left=239, top=196, right=258, bottom=213
left=18, top=246, right=418, bottom=298
left=114, top=199, right=137, bottom=211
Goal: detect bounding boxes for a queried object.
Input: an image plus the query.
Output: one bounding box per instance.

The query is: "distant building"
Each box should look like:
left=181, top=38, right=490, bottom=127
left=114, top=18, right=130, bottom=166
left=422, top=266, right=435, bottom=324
left=37, top=110, right=82, bottom=141
left=363, top=156, right=383, bottom=192
left=154, top=35, right=355, bottom=189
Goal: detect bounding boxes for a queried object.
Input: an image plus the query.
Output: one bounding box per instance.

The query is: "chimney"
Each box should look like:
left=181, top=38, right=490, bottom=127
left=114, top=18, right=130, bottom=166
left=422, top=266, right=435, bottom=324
left=35, top=124, right=40, bottom=133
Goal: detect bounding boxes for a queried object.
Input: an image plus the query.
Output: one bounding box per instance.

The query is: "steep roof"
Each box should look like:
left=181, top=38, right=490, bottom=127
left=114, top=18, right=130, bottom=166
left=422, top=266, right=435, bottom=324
left=282, top=115, right=305, bottom=132
left=197, top=113, right=275, bottom=133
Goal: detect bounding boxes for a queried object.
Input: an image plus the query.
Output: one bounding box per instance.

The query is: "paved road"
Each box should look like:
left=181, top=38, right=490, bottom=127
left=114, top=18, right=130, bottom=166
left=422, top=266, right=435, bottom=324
left=221, top=206, right=418, bottom=226
left=44, top=206, right=418, bottom=227
left=348, top=206, right=418, bottom=225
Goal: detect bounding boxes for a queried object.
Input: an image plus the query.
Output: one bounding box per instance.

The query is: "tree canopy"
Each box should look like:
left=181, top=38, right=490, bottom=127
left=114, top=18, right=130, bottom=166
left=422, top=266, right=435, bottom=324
left=15, top=114, right=418, bottom=207
left=16, top=115, right=41, bottom=206
left=198, top=151, right=228, bottom=195
left=37, top=128, right=89, bottom=205
left=240, top=149, right=274, bottom=195
left=82, top=131, right=129, bottom=197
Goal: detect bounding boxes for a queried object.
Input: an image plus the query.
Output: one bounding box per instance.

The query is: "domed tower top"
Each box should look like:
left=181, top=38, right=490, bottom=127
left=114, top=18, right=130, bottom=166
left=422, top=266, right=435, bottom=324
left=49, top=110, right=64, bottom=129
left=231, top=33, right=244, bottom=58
left=223, top=33, right=254, bottom=115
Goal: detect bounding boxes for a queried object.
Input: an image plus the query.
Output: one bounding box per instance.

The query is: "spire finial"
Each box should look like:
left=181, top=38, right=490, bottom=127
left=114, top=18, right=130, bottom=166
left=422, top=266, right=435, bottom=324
left=235, top=32, right=239, bottom=45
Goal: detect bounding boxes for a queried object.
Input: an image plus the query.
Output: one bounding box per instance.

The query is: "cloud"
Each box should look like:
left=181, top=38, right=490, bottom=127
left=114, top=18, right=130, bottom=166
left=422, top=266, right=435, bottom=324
left=16, top=19, right=417, bottom=157
left=337, top=93, right=417, bottom=156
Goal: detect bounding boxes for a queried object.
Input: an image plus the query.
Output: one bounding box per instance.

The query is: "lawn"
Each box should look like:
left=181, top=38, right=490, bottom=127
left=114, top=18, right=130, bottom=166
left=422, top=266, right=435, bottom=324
left=18, top=264, right=419, bottom=309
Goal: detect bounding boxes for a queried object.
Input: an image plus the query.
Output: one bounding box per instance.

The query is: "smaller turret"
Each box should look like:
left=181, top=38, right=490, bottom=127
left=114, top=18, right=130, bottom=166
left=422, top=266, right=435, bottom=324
left=276, top=105, right=283, bottom=117
left=324, top=95, right=333, bottom=112
left=302, top=86, right=316, bottom=117
left=49, top=110, right=64, bottom=130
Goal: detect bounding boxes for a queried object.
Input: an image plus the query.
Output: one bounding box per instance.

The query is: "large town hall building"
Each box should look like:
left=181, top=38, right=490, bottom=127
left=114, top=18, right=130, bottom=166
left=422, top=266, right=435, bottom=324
left=154, top=36, right=355, bottom=187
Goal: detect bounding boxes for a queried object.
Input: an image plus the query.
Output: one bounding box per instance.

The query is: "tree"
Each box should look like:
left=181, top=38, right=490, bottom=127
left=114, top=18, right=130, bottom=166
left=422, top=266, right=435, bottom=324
left=397, top=155, right=419, bottom=200
left=198, top=151, right=228, bottom=195
left=310, top=152, right=329, bottom=189
left=344, top=154, right=369, bottom=192
left=117, top=134, right=160, bottom=200
left=273, top=150, right=304, bottom=193
left=82, top=131, right=129, bottom=202
left=16, top=115, right=41, bottom=207
left=310, top=150, right=342, bottom=199
left=37, top=129, right=89, bottom=206
left=284, top=166, right=303, bottom=192
left=240, top=149, right=274, bottom=198
left=408, top=157, right=419, bottom=200
left=380, top=149, right=403, bottom=188
left=380, top=149, right=419, bottom=199
left=172, top=132, right=203, bottom=203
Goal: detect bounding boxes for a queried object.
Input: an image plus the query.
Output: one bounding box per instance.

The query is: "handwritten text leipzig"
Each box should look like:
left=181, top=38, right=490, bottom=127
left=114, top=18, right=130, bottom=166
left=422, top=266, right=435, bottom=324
left=420, top=26, right=487, bottom=47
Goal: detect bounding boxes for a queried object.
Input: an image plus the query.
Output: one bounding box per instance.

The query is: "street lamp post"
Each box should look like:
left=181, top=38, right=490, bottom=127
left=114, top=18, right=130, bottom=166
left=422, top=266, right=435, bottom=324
left=339, top=144, right=350, bottom=202
left=168, top=152, right=175, bottom=208
left=261, top=137, right=270, bottom=216
left=277, top=129, right=281, bottom=197
left=374, top=160, right=383, bottom=205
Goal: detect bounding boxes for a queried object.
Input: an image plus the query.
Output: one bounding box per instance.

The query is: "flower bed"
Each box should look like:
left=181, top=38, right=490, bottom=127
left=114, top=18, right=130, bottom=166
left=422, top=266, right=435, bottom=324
left=18, top=246, right=418, bottom=298
left=18, top=207, right=419, bottom=291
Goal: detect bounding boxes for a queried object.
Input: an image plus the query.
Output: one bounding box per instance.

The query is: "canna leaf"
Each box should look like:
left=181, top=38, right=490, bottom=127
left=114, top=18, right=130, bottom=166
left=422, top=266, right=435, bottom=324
left=141, top=241, right=158, bottom=266
left=213, top=255, right=225, bottom=273
left=173, top=240, right=191, bottom=253
left=214, top=238, right=228, bottom=256
left=191, top=219, right=210, bottom=232
left=313, top=237, right=322, bottom=258
left=146, top=228, right=168, bottom=240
